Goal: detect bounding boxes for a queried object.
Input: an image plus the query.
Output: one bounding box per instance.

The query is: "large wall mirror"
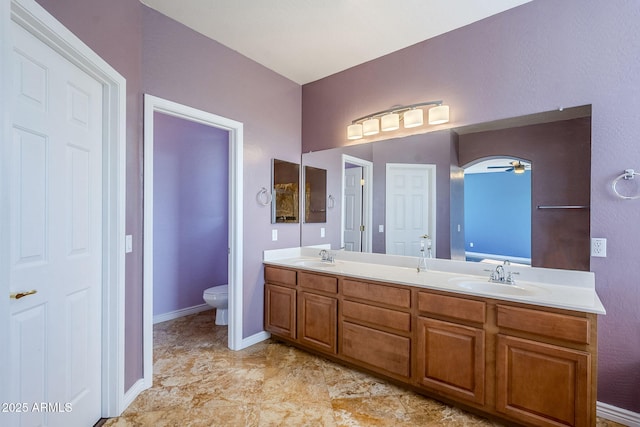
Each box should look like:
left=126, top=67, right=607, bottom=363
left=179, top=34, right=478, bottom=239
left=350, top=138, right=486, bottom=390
left=272, top=159, right=300, bottom=223
left=301, top=105, right=592, bottom=271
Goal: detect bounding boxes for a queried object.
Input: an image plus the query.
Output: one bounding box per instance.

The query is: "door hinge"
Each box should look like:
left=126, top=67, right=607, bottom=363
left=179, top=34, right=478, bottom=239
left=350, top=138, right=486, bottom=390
left=360, top=225, right=365, bottom=232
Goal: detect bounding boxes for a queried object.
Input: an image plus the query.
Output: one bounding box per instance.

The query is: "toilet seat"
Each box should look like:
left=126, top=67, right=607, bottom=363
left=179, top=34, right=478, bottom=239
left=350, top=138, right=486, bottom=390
left=204, top=284, right=228, bottom=297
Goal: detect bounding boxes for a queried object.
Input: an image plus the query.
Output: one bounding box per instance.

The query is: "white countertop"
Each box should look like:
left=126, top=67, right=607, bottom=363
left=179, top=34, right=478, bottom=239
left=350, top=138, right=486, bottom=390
left=264, top=247, right=606, bottom=315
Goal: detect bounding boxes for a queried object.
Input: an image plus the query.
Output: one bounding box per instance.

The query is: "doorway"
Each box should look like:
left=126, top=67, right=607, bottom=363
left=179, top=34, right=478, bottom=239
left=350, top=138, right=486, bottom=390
left=463, top=157, right=532, bottom=265
left=341, top=155, right=373, bottom=252
left=152, top=113, right=229, bottom=321
left=143, top=95, right=244, bottom=389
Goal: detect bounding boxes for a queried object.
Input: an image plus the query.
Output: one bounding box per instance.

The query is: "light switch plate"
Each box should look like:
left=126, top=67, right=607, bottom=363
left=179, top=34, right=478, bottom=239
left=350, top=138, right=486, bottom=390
left=271, top=229, right=278, bottom=241
left=125, top=235, right=133, bottom=253
left=320, top=227, right=325, bottom=238
left=379, top=225, right=384, bottom=233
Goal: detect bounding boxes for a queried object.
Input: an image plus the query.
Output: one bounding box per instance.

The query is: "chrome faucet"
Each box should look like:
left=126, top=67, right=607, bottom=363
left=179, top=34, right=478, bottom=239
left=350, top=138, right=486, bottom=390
left=486, top=260, right=518, bottom=284
left=319, top=249, right=335, bottom=263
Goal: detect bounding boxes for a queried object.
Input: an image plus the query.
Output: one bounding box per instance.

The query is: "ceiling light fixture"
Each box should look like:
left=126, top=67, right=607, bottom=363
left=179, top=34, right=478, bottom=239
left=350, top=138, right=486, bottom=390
left=347, top=101, right=449, bottom=140
left=513, top=162, right=526, bottom=174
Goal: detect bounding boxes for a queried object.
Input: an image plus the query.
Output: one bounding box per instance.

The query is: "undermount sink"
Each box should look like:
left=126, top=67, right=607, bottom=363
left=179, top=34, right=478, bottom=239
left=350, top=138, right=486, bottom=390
left=448, top=277, right=543, bottom=296
left=294, top=260, right=336, bottom=268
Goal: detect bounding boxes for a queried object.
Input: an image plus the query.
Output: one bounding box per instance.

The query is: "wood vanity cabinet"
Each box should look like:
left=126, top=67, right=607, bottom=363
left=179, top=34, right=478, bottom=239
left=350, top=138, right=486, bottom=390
left=264, top=267, right=338, bottom=354
left=415, top=291, right=486, bottom=405
left=298, top=272, right=338, bottom=354
left=340, top=279, right=412, bottom=380
left=495, top=304, right=595, bottom=427
left=263, top=264, right=598, bottom=427
left=264, top=266, right=297, bottom=339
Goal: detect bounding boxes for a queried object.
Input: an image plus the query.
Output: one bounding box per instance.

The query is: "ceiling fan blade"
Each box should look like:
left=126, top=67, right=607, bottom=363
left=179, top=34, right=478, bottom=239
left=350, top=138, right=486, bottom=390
left=487, top=166, right=511, bottom=169
left=506, top=167, right=514, bottom=172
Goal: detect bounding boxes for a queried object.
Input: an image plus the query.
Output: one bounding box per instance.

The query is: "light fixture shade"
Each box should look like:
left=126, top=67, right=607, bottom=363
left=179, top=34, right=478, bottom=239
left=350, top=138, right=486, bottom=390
left=362, top=118, right=380, bottom=136
left=403, top=109, right=424, bottom=128
left=381, top=112, right=400, bottom=131
left=514, top=163, right=526, bottom=174
left=347, top=123, right=363, bottom=140
left=428, top=105, right=450, bottom=125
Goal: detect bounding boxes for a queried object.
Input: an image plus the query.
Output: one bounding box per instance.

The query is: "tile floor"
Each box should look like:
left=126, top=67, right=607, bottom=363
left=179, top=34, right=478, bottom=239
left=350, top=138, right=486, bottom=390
left=104, top=311, right=625, bottom=427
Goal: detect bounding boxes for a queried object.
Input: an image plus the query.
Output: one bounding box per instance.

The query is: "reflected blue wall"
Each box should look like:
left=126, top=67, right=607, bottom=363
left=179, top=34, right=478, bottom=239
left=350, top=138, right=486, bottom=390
left=464, top=171, right=531, bottom=258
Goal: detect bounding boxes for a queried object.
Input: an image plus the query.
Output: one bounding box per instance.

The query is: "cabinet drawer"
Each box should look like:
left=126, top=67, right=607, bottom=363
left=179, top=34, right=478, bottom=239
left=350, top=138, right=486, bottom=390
left=342, top=300, right=411, bottom=332
left=341, top=322, right=411, bottom=378
left=497, top=305, right=590, bottom=344
left=299, top=271, right=338, bottom=294
left=343, top=279, right=411, bottom=308
left=418, top=292, right=485, bottom=324
left=265, top=266, right=297, bottom=287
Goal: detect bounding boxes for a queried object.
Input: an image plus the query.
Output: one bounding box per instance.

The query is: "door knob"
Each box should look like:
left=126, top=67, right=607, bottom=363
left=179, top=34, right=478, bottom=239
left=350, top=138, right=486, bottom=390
left=9, top=290, right=37, bottom=299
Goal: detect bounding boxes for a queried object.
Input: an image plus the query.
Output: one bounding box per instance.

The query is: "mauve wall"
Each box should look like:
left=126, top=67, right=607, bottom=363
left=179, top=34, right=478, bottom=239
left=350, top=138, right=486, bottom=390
left=153, top=113, right=229, bottom=316
left=35, top=0, right=144, bottom=391
left=302, top=0, right=640, bottom=412
left=302, top=144, right=373, bottom=248
left=141, top=7, right=302, bottom=342
left=35, top=1, right=302, bottom=392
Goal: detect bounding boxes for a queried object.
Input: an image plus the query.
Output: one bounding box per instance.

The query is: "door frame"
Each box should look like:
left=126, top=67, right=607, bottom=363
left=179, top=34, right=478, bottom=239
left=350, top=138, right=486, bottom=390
left=0, top=0, right=127, bottom=418
left=341, top=154, right=373, bottom=252
left=142, top=95, right=244, bottom=386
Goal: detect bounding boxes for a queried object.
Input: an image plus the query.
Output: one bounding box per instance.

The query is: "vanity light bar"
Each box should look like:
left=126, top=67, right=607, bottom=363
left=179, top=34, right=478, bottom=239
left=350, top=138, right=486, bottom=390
left=347, top=101, right=449, bottom=140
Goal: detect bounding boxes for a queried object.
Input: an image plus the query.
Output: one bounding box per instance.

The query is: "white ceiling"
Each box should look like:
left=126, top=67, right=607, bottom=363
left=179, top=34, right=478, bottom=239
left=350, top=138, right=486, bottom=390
left=141, top=0, right=532, bottom=84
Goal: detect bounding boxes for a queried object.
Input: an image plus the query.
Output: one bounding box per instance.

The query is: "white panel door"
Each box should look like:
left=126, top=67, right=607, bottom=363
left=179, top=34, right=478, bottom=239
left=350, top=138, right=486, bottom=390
left=8, top=20, right=103, bottom=427
left=385, top=164, right=436, bottom=256
left=343, top=166, right=363, bottom=251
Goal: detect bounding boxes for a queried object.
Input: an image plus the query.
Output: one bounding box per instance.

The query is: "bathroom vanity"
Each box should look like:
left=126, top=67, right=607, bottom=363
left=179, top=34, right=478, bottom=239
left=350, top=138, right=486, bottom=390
left=263, top=248, right=605, bottom=427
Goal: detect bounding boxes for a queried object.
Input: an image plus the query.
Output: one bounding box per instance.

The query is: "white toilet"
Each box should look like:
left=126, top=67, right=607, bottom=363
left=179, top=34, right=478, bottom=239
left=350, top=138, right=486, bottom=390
left=203, top=284, right=228, bottom=325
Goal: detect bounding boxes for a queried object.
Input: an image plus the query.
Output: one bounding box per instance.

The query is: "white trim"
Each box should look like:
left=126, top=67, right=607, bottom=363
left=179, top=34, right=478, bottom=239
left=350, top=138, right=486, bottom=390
left=597, top=401, right=640, bottom=427
left=0, top=0, right=12, bottom=409
left=5, top=0, right=126, bottom=419
left=341, top=154, right=373, bottom=252
left=242, top=331, right=271, bottom=348
left=465, top=251, right=531, bottom=266
left=143, top=94, right=245, bottom=391
left=122, top=379, right=146, bottom=413
left=153, top=304, right=211, bottom=325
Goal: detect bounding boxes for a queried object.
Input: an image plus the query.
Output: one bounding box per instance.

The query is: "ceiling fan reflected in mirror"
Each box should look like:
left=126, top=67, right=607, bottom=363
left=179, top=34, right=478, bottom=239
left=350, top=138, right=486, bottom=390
left=487, top=160, right=530, bottom=174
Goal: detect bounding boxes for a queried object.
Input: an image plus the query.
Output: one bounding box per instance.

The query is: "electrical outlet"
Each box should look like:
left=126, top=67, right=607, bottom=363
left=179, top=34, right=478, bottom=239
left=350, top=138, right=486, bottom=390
left=591, top=238, right=607, bottom=257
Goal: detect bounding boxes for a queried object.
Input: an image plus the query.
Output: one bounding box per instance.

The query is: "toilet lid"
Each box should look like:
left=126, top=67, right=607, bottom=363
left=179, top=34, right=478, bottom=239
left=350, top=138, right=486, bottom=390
left=204, top=284, right=228, bottom=295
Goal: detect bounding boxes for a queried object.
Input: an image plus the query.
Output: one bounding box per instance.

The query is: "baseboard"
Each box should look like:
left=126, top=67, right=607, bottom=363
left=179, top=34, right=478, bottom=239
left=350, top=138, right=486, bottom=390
left=153, top=304, right=211, bottom=324
left=121, top=378, right=147, bottom=414
left=598, top=401, right=640, bottom=426
left=240, top=331, right=271, bottom=349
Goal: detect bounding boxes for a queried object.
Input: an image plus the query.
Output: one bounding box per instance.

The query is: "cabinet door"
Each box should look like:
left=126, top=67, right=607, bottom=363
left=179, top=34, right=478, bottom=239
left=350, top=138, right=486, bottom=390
left=416, top=317, right=485, bottom=404
left=496, top=335, right=591, bottom=427
left=298, top=292, right=337, bottom=354
left=265, top=284, right=296, bottom=339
